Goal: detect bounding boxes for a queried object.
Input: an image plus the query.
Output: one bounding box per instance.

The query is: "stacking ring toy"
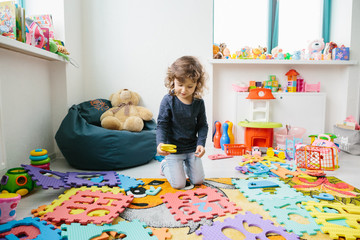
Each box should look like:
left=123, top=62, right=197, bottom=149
left=30, top=149, right=48, bottom=156
left=161, top=144, right=177, bottom=153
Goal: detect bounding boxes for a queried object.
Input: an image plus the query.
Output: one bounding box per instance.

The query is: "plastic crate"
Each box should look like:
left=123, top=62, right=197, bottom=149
left=295, top=145, right=339, bottom=171
left=223, top=144, right=246, bottom=156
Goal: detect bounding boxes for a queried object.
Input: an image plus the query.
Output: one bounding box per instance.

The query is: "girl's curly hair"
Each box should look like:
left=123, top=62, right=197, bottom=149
left=165, top=56, right=207, bottom=98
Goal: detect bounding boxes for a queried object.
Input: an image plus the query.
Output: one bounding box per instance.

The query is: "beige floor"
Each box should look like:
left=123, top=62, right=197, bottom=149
left=14, top=147, right=360, bottom=220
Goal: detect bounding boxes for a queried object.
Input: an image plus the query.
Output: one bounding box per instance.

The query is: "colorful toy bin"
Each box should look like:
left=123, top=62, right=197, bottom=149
left=0, top=193, right=21, bottom=224
left=0, top=167, right=35, bottom=196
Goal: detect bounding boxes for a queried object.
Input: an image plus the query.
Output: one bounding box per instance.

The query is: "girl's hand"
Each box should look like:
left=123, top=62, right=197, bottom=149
left=157, top=143, right=171, bottom=156
left=195, top=145, right=205, bottom=158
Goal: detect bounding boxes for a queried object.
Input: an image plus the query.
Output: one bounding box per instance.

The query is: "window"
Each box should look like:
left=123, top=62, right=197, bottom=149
left=213, top=0, right=268, bottom=52
left=213, top=0, right=325, bottom=54
left=278, top=0, right=323, bottom=53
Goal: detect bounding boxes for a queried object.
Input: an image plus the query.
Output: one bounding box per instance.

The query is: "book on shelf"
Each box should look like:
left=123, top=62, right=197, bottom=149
left=0, top=1, right=16, bottom=39
left=28, top=14, right=55, bottom=39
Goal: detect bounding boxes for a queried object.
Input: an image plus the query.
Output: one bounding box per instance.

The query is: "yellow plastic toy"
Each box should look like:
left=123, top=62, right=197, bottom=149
left=161, top=144, right=177, bottom=153
left=266, top=147, right=286, bottom=160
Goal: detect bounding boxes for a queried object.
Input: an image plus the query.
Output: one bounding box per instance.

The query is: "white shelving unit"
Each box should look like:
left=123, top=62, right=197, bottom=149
left=209, top=59, right=358, bottom=66
left=235, top=92, right=327, bottom=144
left=0, top=35, right=66, bottom=62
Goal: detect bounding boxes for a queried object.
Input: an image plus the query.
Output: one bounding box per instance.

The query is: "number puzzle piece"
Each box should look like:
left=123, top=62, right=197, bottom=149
left=196, top=211, right=299, bottom=240
left=161, top=187, right=241, bottom=224
left=0, top=217, right=61, bottom=240
left=43, top=190, right=133, bottom=225
left=61, top=220, right=157, bottom=240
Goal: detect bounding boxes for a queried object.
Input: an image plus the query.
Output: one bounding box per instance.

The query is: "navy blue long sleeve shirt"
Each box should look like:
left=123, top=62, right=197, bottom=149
left=156, top=94, right=209, bottom=154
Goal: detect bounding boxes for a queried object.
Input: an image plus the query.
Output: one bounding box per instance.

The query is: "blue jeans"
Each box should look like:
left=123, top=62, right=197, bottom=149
left=161, top=153, right=205, bottom=189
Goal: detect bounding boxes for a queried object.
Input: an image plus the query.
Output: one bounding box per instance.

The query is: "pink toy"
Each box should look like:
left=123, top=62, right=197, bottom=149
left=208, top=154, right=233, bottom=160
left=0, top=193, right=21, bottom=224
left=312, top=134, right=339, bottom=150
left=252, top=146, right=261, bottom=157
left=304, top=82, right=320, bottom=92
left=308, top=39, right=325, bottom=60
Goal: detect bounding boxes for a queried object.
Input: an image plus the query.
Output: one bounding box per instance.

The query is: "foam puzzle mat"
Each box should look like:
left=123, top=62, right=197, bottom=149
left=2, top=176, right=360, bottom=240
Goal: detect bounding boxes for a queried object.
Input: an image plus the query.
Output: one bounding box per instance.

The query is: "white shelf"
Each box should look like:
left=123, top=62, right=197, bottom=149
left=209, top=59, right=358, bottom=65
left=0, top=36, right=66, bottom=62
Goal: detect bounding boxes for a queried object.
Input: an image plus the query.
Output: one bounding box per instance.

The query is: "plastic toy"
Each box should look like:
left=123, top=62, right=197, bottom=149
left=208, top=154, right=233, bottom=160
left=0, top=167, right=35, bottom=196
left=295, top=145, right=339, bottom=170
left=266, top=147, right=286, bottom=159
left=0, top=193, right=21, bottom=223
left=247, top=180, right=279, bottom=189
left=246, top=88, right=275, bottom=122
left=285, top=69, right=300, bottom=92
left=29, top=148, right=50, bottom=170
left=312, top=134, right=339, bottom=150
left=160, top=144, right=177, bottom=153
left=304, top=81, right=321, bottom=92
left=219, top=122, right=230, bottom=150
left=225, top=121, right=234, bottom=144
left=223, top=144, right=246, bottom=156
left=252, top=146, right=261, bottom=157
left=213, top=121, right=221, bottom=148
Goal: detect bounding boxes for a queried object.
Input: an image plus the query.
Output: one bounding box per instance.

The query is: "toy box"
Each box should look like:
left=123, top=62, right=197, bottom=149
left=332, top=46, right=350, bottom=60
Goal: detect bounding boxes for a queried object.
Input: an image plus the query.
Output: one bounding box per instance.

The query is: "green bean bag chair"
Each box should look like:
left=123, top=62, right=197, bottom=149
left=55, top=99, right=157, bottom=170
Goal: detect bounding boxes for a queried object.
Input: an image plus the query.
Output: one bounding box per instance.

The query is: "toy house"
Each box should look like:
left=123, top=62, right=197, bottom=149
left=285, top=69, right=299, bottom=92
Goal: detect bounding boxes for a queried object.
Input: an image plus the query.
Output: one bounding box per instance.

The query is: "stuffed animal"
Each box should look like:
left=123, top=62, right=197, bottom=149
left=100, top=89, right=153, bottom=132
left=308, top=39, right=325, bottom=60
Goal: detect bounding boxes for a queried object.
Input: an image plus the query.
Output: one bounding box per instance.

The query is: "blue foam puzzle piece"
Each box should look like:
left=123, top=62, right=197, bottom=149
left=0, top=217, right=61, bottom=240
left=248, top=180, right=279, bottom=189
left=61, top=220, right=157, bottom=240
left=313, top=193, right=335, bottom=201
left=117, top=174, right=144, bottom=192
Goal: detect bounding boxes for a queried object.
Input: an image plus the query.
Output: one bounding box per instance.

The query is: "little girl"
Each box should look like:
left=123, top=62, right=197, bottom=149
left=156, top=56, right=209, bottom=189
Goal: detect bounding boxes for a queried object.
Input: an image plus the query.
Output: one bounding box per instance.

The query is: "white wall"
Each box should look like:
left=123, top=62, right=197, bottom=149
left=0, top=50, right=55, bottom=170
left=81, top=0, right=213, bottom=122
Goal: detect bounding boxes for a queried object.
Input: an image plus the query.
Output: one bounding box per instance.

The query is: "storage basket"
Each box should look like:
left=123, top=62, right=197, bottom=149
left=295, top=145, right=339, bottom=171
left=223, top=144, right=246, bottom=156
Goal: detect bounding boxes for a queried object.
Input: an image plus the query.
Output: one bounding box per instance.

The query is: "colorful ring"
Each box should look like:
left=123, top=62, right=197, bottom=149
left=30, top=157, right=50, bottom=165
left=29, top=155, right=48, bottom=161
left=30, top=163, right=50, bottom=170
left=30, top=149, right=48, bottom=156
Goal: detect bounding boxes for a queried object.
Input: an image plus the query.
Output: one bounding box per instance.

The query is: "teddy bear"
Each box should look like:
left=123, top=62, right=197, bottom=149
left=100, top=89, right=153, bottom=132
left=308, top=39, right=325, bottom=60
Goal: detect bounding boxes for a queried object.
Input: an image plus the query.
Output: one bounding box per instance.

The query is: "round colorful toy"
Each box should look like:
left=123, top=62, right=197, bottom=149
left=29, top=148, right=50, bottom=170
left=0, top=167, right=35, bottom=196
left=0, top=193, right=21, bottom=223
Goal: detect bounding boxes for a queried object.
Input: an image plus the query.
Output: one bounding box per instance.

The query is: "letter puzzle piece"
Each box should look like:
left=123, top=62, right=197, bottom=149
left=160, top=187, right=241, bottom=224
left=196, top=211, right=299, bottom=240
left=61, top=220, right=157, bottom=240
left=43, top=189, right=133, bottom=225
left=303, top=201, right=360, bottom=240
left=117, top=174, right=144, bottom=192
left=34, top=186, right=123, bottom=217
left=0, top=217, right=61, bottom=240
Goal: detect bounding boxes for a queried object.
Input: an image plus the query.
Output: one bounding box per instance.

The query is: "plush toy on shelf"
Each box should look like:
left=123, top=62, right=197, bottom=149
left=308, top=38, right=325, bottom=60
left=100, top=89, right=153, bottom=132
